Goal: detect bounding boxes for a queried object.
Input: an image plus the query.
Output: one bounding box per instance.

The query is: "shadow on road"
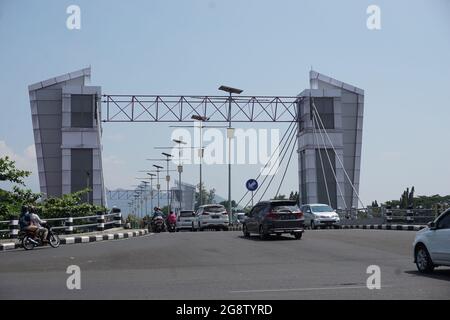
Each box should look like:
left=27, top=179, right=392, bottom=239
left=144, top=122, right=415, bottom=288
left=238, top=235, right=299, bottom=242
left=405, top=269, right=450, bottom=282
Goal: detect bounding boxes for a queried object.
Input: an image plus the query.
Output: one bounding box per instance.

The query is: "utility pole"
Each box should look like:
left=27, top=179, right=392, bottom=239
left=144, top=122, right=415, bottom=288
left=219, top=85, right=243, bottom=224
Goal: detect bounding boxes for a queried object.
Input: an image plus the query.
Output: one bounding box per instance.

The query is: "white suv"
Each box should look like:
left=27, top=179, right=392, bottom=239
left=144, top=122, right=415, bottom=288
left=413, top=209, right=450, bottom=273
left=176, top=210, right=197, bottom=232
left=196, top=204, right=229, bottom=231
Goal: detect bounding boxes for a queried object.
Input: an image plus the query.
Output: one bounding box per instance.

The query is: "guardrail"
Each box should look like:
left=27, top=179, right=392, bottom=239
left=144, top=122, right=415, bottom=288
left=0, top=211, right=123, bottom=239
left=336, top=207, right=438, bottom=225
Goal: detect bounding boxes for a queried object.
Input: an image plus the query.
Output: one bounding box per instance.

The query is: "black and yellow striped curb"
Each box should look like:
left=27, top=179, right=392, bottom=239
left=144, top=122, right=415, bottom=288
left=0, top=229, right=149, bottom=252
left=340, top=224, right=425, bottom=231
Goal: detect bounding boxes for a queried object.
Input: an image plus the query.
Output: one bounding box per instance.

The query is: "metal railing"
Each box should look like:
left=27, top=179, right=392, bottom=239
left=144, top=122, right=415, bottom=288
left=336, top=207, right=439, bottom=225
left=0, top=212, right=123, bottom=239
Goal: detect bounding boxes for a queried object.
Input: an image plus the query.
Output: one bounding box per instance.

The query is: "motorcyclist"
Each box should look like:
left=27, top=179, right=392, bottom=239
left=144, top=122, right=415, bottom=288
left=167, top=211, right=177, bottom=225
left=29, top=206, right=48, bottom=242
left=19, top=205, right=35, bottom=233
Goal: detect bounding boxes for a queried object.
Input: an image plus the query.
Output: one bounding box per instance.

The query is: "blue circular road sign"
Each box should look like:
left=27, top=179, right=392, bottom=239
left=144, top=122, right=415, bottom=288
left=246, top=179, right=258, bottom=192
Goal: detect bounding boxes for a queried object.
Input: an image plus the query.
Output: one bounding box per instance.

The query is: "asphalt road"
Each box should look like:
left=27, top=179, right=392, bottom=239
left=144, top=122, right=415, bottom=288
left=1, top=229, right=449, bottom=299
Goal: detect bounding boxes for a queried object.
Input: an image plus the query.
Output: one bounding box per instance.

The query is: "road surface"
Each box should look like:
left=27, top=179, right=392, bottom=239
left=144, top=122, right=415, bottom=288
left=1, top=229, right=449, bottom=299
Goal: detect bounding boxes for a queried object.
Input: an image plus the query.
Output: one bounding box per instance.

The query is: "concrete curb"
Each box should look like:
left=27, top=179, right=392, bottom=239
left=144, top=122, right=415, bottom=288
left=0, top=229, right=149, bottom=252
left=340, top=224, right=425, bottom=231
left=228, top=224, right=425, bottom=232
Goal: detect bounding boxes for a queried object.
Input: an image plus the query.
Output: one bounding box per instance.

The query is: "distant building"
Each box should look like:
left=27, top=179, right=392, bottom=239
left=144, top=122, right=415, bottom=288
left=297, top=71, right=364, bottom=210
left=28, top=67, right=106, bottom=205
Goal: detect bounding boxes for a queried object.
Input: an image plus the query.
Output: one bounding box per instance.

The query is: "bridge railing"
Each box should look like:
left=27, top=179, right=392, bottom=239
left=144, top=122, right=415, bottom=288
left=336, top=207, right=438, bottom=225
left=0, top=212, right=123, bottom=239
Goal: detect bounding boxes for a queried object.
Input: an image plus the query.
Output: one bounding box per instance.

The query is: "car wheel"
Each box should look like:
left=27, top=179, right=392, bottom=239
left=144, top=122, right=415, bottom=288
left=311, top=220, right=316, bottom=230
left=259, top=225, right=269, bottom=240
left=223, top=227, right=229, bottom=231
left=243, top=224, right=250, bottom=237
left=294, top=232, right=302, bottom=240
left=415, top=245, right=435, bottom=273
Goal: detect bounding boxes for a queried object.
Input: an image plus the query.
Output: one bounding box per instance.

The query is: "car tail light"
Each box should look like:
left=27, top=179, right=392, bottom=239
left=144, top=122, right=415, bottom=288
left=202, top=212, right=209, bottom=215
left=266, top=211, right=279, bottom=220
left=295, top=211, right=304, bottom=219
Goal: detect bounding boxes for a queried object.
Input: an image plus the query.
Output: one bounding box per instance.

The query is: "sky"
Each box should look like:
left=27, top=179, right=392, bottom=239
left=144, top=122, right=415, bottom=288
left=0, top=0, right=449, bottom=206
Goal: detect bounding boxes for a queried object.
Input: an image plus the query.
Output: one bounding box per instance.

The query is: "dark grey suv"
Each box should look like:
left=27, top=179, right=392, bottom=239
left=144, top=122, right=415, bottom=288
left=242, top=200, right=304, bottom=240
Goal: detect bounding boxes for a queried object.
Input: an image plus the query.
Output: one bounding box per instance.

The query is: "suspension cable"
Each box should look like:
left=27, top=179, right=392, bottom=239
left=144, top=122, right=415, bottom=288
left=311, top=98, right=365, bottom=208
left=235, top=121, right=297, bottom=208
left=312, top=114, right=331, bottom=206
left=242, top=123, right=298, bottom=208
left=253, top=123, right=298, bottom=205
left=312, top=109, right=348, bottom=209
left=274, top=126, right=298, bottom=198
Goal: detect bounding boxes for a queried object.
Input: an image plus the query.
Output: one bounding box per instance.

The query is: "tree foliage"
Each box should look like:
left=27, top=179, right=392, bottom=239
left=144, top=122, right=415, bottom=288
left=0, top=156, right=106, bottom=220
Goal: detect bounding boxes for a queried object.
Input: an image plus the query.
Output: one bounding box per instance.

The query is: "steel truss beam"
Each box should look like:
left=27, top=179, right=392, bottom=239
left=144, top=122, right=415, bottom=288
left=102, top=95, right=303, bottom=123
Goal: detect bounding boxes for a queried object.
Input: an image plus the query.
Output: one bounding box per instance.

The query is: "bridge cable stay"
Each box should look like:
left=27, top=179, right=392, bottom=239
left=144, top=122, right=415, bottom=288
left=312, top=110, right=348, bottom=209
left=310, top=98, right=366, bottom=209
left=274, top=125, right=298, bottom=199
left=234, top=121, right=297, bottom=208
left=240, top=123, right=298, bottom=208
left=253, top=123, right=298, bottom=205
left=312, top=114, right=332, bottom=206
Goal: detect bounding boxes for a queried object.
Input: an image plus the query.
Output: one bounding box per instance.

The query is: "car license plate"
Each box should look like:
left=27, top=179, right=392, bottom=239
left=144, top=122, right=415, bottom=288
left=212, top=215, right=219, bottom=219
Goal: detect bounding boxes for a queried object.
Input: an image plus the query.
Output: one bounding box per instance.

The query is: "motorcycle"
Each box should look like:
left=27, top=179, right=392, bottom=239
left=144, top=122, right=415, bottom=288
left=19, top=224, right=61, bottom=250
left=167, top=221, right=176, bottom=233
left=151, top=216, right=166, bottom=233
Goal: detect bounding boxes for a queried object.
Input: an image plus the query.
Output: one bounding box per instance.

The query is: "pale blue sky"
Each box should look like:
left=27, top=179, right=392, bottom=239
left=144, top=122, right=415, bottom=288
left=0, top=0, right=449, bottom=205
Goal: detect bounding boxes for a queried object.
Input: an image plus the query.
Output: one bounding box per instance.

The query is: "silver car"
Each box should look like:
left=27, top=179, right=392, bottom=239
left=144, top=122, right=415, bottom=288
left=413, top=209, right=450, bottom=273
left=301, top=204, right=341, bottom=229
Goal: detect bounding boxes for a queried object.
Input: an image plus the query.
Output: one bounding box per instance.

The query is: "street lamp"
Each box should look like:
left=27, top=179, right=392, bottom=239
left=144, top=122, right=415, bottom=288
left=219, top=85, right=243, bottom=223
left=161, top=152, right=173, bottom=214
left=146, top=173, right=156, bottom=213
left=173, top=138, right=187, bottom=212
left=191, top=114, right=209, bottom=207
left=153, top=164, right=163, bottom=208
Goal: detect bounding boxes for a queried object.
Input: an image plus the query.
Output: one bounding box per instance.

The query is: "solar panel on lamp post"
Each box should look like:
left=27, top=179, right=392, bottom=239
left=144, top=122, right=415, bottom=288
left=219, top=85, right=243, bottom=224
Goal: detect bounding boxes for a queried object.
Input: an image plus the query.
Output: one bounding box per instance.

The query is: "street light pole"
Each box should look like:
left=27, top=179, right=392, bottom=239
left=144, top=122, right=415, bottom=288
left=173, top=139, right=187, bottom=212
left=147, top=173, right=155, bottom=213
left=219, top=85, right=243, bottom=224
left=191, top=115, right=209, bottom=207
left=153, top=165, right=163, bottom=208
left=162, top=152, right=173, bottom=214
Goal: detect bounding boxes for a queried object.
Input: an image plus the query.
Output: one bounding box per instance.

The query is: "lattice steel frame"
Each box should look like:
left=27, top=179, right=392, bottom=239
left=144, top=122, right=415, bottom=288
left=102, top=95, right=303, bottom=123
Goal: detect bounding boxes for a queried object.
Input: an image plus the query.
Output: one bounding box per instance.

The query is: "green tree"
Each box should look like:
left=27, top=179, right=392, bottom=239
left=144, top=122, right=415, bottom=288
left=0, top=156, right=39, bottom=220
left=36, top=188, right=106, bottom=219
left=219, top=200, right=237, bottom=210
left=194, top=183, right=216, bottom=208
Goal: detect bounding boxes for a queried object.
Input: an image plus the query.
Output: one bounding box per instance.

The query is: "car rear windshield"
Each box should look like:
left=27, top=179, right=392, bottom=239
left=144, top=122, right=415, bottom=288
left=311, top=205, right=333, bottom=212
left=204, top=206, right=226, bottom=213
left=271, top=203, right=300, bottom=213
left=180, top=211, right=194, bottom=217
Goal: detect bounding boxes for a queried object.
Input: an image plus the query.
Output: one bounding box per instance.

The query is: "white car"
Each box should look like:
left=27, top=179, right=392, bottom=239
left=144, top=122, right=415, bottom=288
left=413, top=209, right=450, bottom=273
left=176, top=210, right=197, bottom=232
left=196, top=204, right=229, bottom=231
left=301, top=204, right=341, bottom=229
